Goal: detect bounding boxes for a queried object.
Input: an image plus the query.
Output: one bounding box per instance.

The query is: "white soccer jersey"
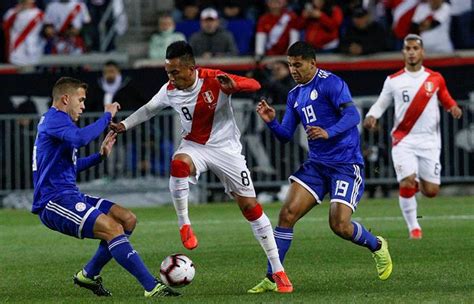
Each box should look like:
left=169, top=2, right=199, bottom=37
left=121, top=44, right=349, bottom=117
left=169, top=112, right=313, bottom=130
left=122, top=68, right=261, bottom=150
left=45, top=0, right=91, bottom=33
left=3, top=7, right=44, bottom=65
left=366, top=67, right=457, bottom=149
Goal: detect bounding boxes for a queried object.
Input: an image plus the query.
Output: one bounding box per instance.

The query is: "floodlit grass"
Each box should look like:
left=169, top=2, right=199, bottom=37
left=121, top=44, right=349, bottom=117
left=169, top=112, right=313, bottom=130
left=1, top=196, right=473, bottom=303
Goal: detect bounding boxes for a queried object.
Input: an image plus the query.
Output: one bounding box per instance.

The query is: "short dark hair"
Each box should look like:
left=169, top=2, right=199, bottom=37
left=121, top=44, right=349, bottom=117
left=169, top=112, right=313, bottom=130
left=104, top=60, right=120, bottom=69
left=52, top=77, right=88, bottom=101
left=166, top=41, right=195, bottom=65
left=287, top=41, right=316, bottom=60
left=404, top=34, right=423, bottom=48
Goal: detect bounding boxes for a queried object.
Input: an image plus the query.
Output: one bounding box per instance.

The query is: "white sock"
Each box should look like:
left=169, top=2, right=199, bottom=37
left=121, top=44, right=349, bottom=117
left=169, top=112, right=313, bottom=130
left=399, top=195, right=421, bottom=232
left=249, top=213, right=284, bottom=273
left=169, top=176, right=190, bottom=227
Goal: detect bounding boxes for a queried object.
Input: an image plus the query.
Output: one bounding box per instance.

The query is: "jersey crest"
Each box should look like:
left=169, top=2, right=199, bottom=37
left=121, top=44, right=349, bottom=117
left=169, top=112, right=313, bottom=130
left=202, top=90, right=216, bottom=109
left=424, top=81, right=434, bottom=95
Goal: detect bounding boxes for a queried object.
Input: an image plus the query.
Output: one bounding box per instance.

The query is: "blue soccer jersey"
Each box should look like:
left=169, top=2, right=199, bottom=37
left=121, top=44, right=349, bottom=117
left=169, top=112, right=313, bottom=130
left=32, top=107, right=111, bottom=214
left=267, top=69, right=364, bottom=165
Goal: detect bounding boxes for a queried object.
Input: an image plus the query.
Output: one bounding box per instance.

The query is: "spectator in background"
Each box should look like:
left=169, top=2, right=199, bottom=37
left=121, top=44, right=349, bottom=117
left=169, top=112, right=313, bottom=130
left=301, top=0, right=343, bottom=52
left=221, top=0, right=247, bottom=20
left=386, top=0, right=419, bottom=48
left=189, top=8, right=238, bottom=58
left=86, top=0, right=127, bottom=51
left=88, top=61, right=145, bottom=112
left=3, top=0, right=45, bottom=65
left=411, top=0, right=453, bottom=53
left=44, top=0, right=90, bottom=38
left=255, top=0, right=299, bottom=57
left=260, top=60, right=295, bottom=105
left=54, top=24, right=86, bottom=54
left=339, top=7, right=386, bottom=56
left=175, top=0, right=200, bottom=21
left=149, top=13, right=186, bottom=60
left=41, top=23, right=56, bottom=54
left=449, top=0, right=473, bottom=49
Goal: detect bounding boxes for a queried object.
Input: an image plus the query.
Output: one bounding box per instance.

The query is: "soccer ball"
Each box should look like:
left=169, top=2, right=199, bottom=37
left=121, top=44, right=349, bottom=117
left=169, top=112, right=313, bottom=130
left=159, top=254, right=195, bottom=287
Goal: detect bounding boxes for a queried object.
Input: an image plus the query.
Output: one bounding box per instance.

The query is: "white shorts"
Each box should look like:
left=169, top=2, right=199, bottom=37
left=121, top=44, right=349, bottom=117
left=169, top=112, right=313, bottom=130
left=391, top=145, right=441, bottom=184
left=174, top=140, right=256, bottom=198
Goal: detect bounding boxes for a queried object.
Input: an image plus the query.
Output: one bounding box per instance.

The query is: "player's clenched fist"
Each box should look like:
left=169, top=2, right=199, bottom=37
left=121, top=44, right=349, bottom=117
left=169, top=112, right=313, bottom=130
left=363, top=116, right=377, bottom=130
left=256, top=98, right=276, bottom=123
left=448, top=105, right=462, bottom=119
left=109, top=122, right=126, bottom=133
left=104, top=102, right=121, bottom=118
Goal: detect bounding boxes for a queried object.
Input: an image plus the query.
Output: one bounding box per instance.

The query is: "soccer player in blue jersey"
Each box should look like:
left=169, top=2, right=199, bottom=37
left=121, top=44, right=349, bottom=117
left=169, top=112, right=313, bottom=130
left=32, top=77, right=179, bottom=298
left=248, top=42, right=393, bottom=293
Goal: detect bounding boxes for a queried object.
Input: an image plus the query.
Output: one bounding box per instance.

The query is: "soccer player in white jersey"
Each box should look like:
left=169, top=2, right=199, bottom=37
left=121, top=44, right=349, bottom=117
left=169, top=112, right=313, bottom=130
left=110, top=41, right=293, bottom=293
left=363, top=34, right=462, bottom=239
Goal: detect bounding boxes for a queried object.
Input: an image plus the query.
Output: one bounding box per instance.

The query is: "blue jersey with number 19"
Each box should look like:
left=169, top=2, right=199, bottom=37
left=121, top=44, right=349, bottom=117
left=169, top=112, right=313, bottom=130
left=267, top=69, right=364, bottom=165
left=32, top=107, right=111, bottom=214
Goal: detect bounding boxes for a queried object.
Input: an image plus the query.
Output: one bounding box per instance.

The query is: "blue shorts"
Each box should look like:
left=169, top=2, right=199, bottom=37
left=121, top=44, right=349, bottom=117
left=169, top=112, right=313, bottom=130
left=289, top=160, right=364, bottom=211
left=38, top=193, right=114, bottom=239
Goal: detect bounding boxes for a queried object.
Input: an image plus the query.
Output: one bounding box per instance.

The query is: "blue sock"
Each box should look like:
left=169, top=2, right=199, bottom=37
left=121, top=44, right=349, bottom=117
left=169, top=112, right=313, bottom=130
left=108, top=234, right=157, bottom=291
left=83, top=230, right=133, bottom=278
left=266, top=226, right=293, bottom=276
left=351, top=221, right=380, bottom=252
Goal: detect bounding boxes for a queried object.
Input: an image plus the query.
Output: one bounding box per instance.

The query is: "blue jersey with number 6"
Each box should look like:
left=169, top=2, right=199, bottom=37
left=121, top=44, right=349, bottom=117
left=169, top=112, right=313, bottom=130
left=267, top=69, right=364, bottom=165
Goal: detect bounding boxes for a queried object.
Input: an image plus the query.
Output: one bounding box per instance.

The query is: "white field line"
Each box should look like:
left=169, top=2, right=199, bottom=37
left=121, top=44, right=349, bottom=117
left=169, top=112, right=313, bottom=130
left=145, top=214, right=474, bottom=226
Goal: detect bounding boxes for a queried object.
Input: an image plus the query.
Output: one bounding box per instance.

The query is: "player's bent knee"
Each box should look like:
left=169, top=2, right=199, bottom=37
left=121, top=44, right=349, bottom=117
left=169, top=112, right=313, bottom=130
left=242, top=202, right=262, bottom=221
left=278, top=206, right=298, bottom=226
left=170, top=159, right=190, bottom=178
left=123, top=211, right=137, bottom=230
left=422, top=189, right=439, bottom=198
left=96, top=216, right=125, bottom=241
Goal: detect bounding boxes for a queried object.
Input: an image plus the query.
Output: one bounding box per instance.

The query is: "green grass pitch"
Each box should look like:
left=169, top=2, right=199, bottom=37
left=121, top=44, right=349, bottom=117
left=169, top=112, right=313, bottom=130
left=1, top=196, right=473, bottom=303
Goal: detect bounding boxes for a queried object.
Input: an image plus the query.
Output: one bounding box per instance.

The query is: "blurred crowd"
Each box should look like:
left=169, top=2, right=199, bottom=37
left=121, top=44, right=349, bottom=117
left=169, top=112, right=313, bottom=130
left=1, top=0, right=473, bottom=66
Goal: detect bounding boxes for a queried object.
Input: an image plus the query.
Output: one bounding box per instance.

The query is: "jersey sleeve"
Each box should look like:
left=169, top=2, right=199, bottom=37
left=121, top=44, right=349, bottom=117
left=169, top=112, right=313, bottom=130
left=122, top=84, right=170, bottom=130
left=76, top=153, right=102, bottom=172
left=46, top=112, right=111, bottom=147
left=266, top=93, right=300, bottom=143
left=325, top=76, right=353, bottom=108
left=366, top=77, right=393, bottom=119
left=437, top=73, right=457, bottom=110
left=224, top=73, right=261, bottom=94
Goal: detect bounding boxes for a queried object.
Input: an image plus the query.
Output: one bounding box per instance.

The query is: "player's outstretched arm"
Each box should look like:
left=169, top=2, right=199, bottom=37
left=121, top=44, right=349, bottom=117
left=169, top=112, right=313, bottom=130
left=256, top=98, right=276, bottom=123
left=217, top=73, right=261, bottom=94
left=76, top=131, right=117, bottom=172
left=56, top=102, right=120, bottom=148
left=110, top=122, right=126, bottom=133
left=100, top=131, right=117, bottom=157
left=258, top=98, right=298, bottom=143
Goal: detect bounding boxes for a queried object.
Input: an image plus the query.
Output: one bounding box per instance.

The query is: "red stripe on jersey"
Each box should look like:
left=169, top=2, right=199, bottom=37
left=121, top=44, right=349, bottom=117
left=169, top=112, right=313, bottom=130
left=12, top=11, right=44, bottom=51
left=184, top=74, right=221, bottom=145
left=59, top=4, right=81, bottom=34
left=389, top=69, right=405, bottom=79
left=392, top=73, right=440, bottom=146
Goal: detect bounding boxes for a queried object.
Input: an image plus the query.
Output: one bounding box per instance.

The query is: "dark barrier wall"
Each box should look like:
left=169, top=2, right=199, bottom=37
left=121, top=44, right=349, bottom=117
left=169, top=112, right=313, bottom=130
left=1, top=64, right=473, bottom=113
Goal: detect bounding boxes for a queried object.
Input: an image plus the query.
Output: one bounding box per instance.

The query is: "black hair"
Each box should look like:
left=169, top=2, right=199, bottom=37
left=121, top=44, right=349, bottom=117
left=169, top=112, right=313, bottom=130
left=166, top=41, right=195, bottom=65
left=52, top=77, right=88, bottom=101
left=104, top=60, right=120, bottom=69
left=287, top=41, right=316, bottom=60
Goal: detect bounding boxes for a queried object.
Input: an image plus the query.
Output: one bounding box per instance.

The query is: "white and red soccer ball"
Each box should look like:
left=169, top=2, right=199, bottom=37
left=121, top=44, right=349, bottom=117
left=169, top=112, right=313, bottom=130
left=159, top=254, right=195, bottom=287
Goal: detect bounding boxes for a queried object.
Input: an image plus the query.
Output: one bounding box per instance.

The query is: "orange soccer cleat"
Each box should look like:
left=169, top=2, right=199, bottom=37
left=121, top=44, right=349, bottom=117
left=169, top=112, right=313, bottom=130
left=410, top=228, right=423, bottom=239
left=272, top=271, right=293, bottom=293
left=180, top=224, right=198, bottom=250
